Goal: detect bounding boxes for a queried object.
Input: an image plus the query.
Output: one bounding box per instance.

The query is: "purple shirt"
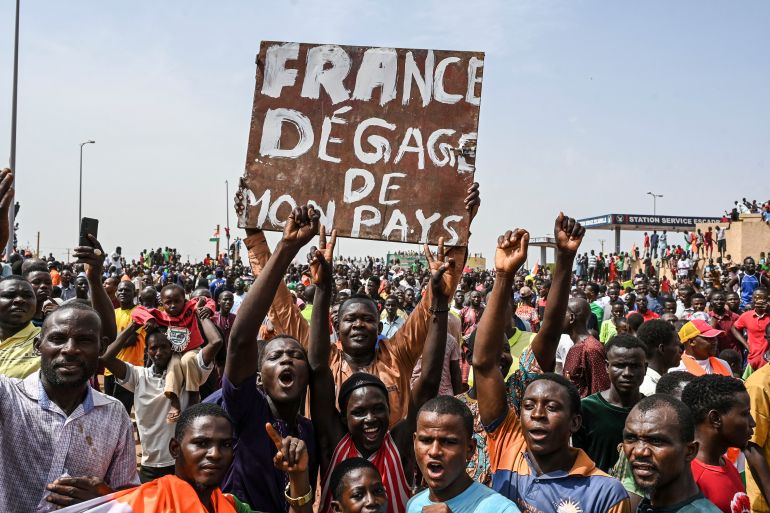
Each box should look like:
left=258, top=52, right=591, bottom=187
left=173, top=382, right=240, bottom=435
left=220, top=374, right=317, bottom=513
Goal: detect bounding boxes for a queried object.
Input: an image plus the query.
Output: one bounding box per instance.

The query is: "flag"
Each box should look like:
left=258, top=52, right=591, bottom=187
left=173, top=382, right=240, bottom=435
left=531, top=261, right=540, bottom=277
left=57, top=475, right=238, bottom=513
left=209, top=227, right=220, bottom=242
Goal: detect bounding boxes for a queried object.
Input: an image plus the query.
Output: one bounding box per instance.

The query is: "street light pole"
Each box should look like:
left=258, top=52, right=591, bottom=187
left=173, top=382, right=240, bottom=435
left=646, top=191, right=663, bottom=215
left=6, top=0, right=21, bottom=259
left=78, top=140, right=95, bottom=229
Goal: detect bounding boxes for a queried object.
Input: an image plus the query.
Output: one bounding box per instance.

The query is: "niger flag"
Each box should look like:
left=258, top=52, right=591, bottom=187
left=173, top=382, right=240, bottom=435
left=57, top=475, right=239, bottom=513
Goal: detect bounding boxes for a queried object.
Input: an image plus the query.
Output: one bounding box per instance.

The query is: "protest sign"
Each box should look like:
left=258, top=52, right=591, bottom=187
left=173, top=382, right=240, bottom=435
left=238, top=41, right=484, bottom=245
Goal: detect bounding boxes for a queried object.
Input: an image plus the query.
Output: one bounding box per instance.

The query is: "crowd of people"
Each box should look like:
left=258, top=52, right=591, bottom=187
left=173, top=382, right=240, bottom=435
left=1, top=165, right=770, bottom=513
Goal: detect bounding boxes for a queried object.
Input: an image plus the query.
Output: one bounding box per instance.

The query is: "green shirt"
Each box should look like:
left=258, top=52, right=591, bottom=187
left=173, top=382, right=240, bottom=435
left=573, top=392, right=633, bottom=472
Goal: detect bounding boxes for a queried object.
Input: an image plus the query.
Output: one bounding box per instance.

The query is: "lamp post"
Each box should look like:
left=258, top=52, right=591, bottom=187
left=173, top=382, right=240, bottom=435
left=646, top=191, right=663, bottom=215
left=78, top=140, right=95, bottom=228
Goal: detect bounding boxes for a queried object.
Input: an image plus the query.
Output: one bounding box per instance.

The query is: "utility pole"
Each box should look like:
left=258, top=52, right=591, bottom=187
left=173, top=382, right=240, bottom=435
left=599, top=239, right=605, bottom=253
left=35, top=231, right=39, bottom=257
left=225, top=180, right=230, bottom=260
left=215, top=224, right=220, bottom=259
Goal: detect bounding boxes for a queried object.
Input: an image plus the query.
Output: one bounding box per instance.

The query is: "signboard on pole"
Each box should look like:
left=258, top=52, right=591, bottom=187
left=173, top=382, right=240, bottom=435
left=239, top=41, right=484, bottom=245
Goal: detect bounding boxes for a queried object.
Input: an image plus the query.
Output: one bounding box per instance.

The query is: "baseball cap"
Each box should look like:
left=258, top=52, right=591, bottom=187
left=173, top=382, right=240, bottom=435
left=679, top=319, right=723, bottom=343
left=519, top=286, right=533, bottom=298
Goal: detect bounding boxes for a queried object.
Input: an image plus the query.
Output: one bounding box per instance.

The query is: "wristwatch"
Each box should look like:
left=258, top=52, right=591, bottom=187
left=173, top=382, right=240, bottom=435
left=284, top=483, right=313, bottom=507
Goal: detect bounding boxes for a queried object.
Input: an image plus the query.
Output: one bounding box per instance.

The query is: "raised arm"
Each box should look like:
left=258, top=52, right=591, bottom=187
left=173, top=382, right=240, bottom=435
left=396, top=251, right=450, bottom=448
left=476, top=229, right=529, bottom=427
left=199, top=316, right=224, bottom=367
left=383, top=183, right=480, bottom=368
left=243, top=229, right=310, bottom=348
left=307, top=226, right=336, bottom=371
left=99, top=322, right=141, bottom=381
left=0, top=169, right=14, bottom=253
left=225, top=206, right=319, bottom=385
left=529, top=213, right=585, bottom=372
left=73, top=235, right=117, bottom=344
left=307, top=227, right=346, bottom=470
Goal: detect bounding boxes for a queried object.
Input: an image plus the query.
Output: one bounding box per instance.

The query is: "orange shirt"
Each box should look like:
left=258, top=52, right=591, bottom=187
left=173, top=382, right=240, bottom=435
left=245, top=232, right=457, bottom=427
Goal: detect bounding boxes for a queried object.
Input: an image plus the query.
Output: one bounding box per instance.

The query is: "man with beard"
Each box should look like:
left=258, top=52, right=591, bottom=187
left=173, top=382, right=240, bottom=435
left=408, top=396, right=519, bottom=513
left=222, top=206, right=320, bottom=513
left=623, top=395, right=721, bottom=513
left=0, top=277, right=41, bottom=378
left=0, top=301, right=138, bottom=511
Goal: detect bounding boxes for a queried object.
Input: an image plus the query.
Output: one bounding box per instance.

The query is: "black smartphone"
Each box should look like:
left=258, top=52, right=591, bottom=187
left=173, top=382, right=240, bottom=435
left=79, top=217, right=99, bottom=247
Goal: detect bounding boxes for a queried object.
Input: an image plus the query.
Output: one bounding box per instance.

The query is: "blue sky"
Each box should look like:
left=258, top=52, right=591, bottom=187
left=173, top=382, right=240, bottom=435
left=0, top=1, right=768, bottom=265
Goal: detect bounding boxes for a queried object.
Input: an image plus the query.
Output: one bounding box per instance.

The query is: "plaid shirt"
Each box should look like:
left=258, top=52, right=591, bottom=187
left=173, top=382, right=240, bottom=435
left=0, top=372, right=139, bottom=512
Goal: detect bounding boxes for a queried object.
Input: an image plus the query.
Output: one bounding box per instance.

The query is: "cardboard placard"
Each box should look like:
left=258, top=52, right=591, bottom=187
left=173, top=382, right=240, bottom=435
left=239, top=41, right=484, bottom=245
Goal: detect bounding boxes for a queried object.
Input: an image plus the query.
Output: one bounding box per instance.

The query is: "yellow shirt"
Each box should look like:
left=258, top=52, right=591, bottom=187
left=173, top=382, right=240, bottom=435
left=745, top=363, right=770, bottom=513
left=0, top=323, right=42, bottom=378
left=105, top=307, right=146, bottom=377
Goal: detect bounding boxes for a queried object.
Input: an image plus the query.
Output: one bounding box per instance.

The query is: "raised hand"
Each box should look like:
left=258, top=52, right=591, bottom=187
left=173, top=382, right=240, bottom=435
left=266, top=423, right=308, bottom=475
left=423, top=237, right=455, bottom=299
left=553, top=212, right=585, bottom=256
left=282, top=205, right=320, bottom=250
left=196, top=297, right=212, bottom=320
left=464, top=182, right=480, bottom=223
left=73, top=234, right=104, bottom=278
left=495, top=228, right=530, bottom=275
left=0, top=168, right=13, bottom=252
left=308, top=225, right=337, bottom=286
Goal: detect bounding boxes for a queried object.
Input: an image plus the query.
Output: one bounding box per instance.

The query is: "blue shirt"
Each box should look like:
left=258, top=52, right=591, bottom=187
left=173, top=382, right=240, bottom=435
left=407, top=481, right=520, bottom=513
left=740, top=274, right=760, bottom=308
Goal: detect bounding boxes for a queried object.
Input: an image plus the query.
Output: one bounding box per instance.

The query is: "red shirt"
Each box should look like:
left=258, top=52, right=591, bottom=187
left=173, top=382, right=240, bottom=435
left=709, top=309, right=742, bottom=353
left=734, top=310, right=770, bottom=370
left=563, top=335, right=610, bottom=398
left=629, top=309, right=660, bottom=322
left=691, top=457, right=748, bottom=513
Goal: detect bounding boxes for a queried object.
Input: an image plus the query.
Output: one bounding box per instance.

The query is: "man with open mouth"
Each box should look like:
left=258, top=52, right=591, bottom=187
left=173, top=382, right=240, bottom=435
left=219, top=205, right=321, bottom=513
left=408, top=396, right=519, bottom=513
left=623, top=395, right=721, bottom=513
left=474, top=219, right=630, bottom=513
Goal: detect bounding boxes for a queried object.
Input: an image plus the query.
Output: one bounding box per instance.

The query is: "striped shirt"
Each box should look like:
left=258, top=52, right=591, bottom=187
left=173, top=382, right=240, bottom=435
left=320, top=433, right=410, bottom=513
left=0, top=372, right=139, bottom=512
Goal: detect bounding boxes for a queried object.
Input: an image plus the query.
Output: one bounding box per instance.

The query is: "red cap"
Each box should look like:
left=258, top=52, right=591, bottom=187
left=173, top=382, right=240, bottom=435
left=679, top=319, right=723, bottom=342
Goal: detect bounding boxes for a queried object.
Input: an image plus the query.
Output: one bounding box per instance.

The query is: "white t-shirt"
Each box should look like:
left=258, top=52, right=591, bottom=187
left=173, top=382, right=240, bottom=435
left=640, top=368, right=662, bottom=396
left=117, top=351, right=213, bottom=467
left=555, top=334, right=575, bottom=371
